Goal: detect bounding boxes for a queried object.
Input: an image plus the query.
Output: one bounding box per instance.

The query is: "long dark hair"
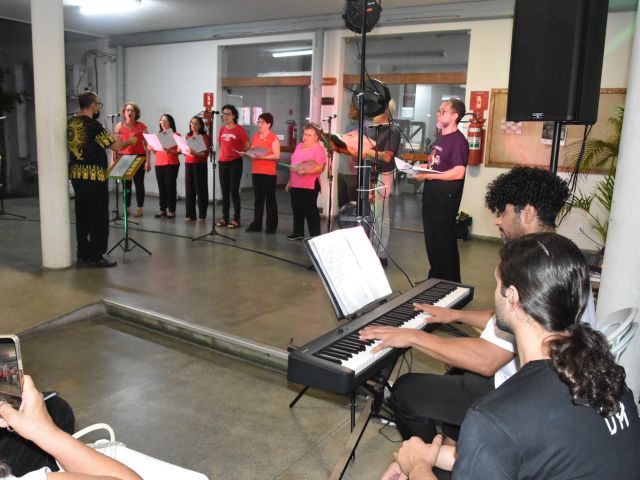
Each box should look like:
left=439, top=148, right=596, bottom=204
left=498, top=232, right=626, bottom=417
left=158, top=113, right=176, bottom=133
left=187, top=116, right=205, bottom=135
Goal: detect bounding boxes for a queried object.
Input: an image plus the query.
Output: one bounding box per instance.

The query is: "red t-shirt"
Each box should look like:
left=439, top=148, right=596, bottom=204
left=251, top=131, right=278, bottom=175
left=184, top=134, right=210, bottom=164
left=154, top=132, right=181, bottom=166
left=218, top=125, right=249, bottom=162
left=117, top=121, right=147, bottom=156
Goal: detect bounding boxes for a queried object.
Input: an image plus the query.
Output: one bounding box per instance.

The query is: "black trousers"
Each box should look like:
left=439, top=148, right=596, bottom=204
left=155, top=164, right=179, bottom=213
left=0, top=396, right=75, bottom=476
left=219, top=158, right=243, bottom=223
left=422, top=201, right=461, bottom=283
left=251, top=173, right=278, bottom=231
left=123, top=161, right=146, bottom=208
left=185, top=162, right=208, bottom=220
left=72, top=179, right=109, bottom=262
left=290, top=182, right=320, bottom=237
left=390, top=371, right=495, bottom=442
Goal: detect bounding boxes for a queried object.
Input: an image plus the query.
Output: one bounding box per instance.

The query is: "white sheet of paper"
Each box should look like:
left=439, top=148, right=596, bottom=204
left=158, top=129, right=177, bottom=149
left=186, top=135, right=207, bottom=153
left=307, top=226, right=391, bottom=316
left=173, top=134, right=190, bottom=154
left=142, top=133, right=163, bottom=151
left=394, top=157, right=443, bottom=176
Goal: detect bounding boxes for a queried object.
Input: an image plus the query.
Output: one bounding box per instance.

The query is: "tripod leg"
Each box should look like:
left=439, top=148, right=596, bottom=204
left=329, top=395, right=374, bottom=480
left=289, top=386, right=309, bottom=409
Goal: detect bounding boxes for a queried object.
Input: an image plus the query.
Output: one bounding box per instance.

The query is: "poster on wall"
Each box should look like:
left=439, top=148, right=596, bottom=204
left=252, top=107, right=263, bottom=125
left=239, top=107, right=251, bottom=125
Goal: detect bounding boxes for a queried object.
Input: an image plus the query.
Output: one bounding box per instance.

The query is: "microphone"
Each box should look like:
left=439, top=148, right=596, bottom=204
left=106, top=113, right=120, bottom=118
left=0, top=116, right=6, bottom=121
left=211, top=110, right=221, bottom=115
left=323, top=114, right=337, bottom=122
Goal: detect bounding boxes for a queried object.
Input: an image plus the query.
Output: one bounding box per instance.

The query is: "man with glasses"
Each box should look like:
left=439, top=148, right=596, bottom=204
left=415, top=99, right=469, bottom=283
left=67, top=92, right=136, bottom=267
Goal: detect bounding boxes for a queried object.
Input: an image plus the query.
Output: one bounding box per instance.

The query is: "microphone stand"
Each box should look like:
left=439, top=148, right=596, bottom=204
left=0, top=117, right=25, bottom=220
left=107, top=114, right=124, bottom=224
left=193, top=108, right=235, bottom=243
left=322, top=116, right=336, bottom=232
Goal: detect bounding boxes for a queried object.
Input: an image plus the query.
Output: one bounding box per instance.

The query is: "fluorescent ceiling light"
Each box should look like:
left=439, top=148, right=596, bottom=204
left=66, top=0, right=143, bottom=15
left=272, top=50, right=313, bottom=58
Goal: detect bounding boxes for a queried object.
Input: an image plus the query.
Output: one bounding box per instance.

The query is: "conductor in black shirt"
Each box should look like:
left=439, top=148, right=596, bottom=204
left=382, top=233, right=640, bottom=480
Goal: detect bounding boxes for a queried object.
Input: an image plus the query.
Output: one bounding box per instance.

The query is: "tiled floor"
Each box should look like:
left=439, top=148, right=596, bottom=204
left=0, top=190, right=500, bottom=479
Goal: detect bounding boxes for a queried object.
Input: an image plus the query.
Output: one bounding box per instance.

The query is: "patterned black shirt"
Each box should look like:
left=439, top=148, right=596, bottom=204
left=67, top=115, right=113, bottom=182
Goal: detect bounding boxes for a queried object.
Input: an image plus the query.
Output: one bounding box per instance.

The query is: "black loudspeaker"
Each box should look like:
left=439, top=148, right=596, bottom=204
left=507, top=0, right=608, bottom=124
left=343, top=0, right=381, bottom=34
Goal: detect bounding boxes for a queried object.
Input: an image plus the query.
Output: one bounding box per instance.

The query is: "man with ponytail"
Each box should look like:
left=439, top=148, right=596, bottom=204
left=383, top=233, right=640, bottom=480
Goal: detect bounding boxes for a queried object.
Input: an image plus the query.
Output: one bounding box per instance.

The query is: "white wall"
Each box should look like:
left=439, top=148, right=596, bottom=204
left=124, top=32, right=314, bottom=203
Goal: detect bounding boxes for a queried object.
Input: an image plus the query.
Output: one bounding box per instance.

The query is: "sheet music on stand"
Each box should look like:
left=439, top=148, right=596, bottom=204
left=304, top=226, right=392, bottom=320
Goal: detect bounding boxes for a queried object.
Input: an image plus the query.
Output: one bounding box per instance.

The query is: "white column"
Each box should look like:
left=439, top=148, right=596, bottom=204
left=597, top=12, right=640, bottom=401
left=30, top=0, right=71, bottom=268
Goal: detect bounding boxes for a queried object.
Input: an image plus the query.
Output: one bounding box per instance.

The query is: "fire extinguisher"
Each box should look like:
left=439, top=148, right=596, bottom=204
left=287, top=119, right=298, bottom=146
left=467, top=114, right=486, bottom=166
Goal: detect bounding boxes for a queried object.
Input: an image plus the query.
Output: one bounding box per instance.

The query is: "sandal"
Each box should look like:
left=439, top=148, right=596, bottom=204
left=216, top=219, right=228, bottom=227
left=227, top=221, right=240, bottom=229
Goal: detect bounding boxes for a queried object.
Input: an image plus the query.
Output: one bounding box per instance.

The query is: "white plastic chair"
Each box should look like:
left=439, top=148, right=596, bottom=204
left=596, top=307, right=638, bottom=362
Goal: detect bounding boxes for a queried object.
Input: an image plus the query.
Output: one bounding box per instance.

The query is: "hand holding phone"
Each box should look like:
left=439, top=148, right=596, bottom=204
left=0, top=335, right=24, bottom=408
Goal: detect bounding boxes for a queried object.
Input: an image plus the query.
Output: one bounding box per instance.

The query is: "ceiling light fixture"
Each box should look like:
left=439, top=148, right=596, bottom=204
left=66, top=0, right=143, bottom=16
left=272, top=50, right=313, bottom=58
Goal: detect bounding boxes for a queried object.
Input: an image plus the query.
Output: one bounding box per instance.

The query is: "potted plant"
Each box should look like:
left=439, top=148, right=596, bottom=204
left=561, top=106, right=623, bottom=251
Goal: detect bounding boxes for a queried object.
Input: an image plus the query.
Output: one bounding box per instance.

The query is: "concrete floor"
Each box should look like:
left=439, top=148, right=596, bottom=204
left=0, top=189, right=499, bottom=479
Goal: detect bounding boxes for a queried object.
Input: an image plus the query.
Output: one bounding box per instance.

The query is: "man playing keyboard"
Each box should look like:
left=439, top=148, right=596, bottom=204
left=360, top=166, right=596, bottom=444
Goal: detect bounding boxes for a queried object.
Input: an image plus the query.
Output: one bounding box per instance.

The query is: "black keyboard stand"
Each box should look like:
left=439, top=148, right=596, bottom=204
left=289, top=362, right=396, bottom=480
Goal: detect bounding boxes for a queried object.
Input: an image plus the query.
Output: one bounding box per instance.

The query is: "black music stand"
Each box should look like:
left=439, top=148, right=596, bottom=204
left=107, top=155, right=151, bottom=262
left=193, top=108, right=235, bottom=244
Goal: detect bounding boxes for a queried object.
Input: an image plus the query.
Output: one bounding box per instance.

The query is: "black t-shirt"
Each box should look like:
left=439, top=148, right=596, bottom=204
left=366, top=123, right=401, bottom=173
left=453, top=360, right=640, bottom=479
left=67, top=115, right=113, bottom=182
left=422, top=129, right=468, bottom=209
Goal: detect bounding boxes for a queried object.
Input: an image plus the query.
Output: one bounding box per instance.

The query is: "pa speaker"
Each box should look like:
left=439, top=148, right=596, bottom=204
left=343, top=0, right=381, bottom=34
left=507, top=0, right=608, bottom=124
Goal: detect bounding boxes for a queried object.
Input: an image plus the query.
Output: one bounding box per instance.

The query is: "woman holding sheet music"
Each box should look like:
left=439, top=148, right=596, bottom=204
left=245, top=112, right=280, bottom=234
left=217, top=104, right=249, bottom=229
left=285, top=123, right=326, bottom=240
left=115, top=102, right=150, bottom=218
left=184, top=116, right=210, bottom=223
left=149, top=114, right=180, bottom=218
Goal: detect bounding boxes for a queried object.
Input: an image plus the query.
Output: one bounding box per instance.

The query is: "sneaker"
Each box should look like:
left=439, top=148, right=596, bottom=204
left=287, top=233, right=305, bottom=241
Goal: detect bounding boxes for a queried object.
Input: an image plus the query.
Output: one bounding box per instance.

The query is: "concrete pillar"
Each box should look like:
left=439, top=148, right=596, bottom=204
left=30, top=0, right=71, bottom=268
left=597, top=12, right=640, bottom=401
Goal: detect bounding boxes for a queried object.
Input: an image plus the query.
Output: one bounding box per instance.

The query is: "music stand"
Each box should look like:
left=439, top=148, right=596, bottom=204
left=321, top=119, right=336, bottom=232
left=193, top=107, right=235, bottom=244
left=107, top=154, right=151, bottom=262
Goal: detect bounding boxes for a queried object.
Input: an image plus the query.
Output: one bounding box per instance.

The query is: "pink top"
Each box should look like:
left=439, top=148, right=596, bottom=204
left=290, top=142, right=326, bottom=189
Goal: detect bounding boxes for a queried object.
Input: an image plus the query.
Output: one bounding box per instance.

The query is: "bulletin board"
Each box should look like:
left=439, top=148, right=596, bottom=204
left=485, top=88, right=626, bottom=171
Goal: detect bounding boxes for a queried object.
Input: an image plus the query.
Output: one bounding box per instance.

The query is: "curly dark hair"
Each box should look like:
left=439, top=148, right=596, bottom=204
left=485, top=167, right=569, bottom=228
left=498, top=233, right=626, bottom=417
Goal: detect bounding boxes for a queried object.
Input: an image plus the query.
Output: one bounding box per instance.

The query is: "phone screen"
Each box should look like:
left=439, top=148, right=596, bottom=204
left=0, top=336, right=23, bottom=407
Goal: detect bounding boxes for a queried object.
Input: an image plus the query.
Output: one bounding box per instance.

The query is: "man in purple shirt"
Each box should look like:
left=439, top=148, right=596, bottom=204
left=416, top=99, right=469, bottom=283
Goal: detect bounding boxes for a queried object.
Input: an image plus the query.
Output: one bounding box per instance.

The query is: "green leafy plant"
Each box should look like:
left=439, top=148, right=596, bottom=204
left=561, top=106, right=623, bottom=248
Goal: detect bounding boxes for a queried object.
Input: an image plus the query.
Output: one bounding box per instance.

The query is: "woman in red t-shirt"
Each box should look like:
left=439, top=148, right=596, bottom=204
left=114, top=102, right=150, bottom=217
left=245, top=112, right=280, bottom=233
left=217, top=104, right=249, bottom=228
left=184, top=116, right=210, bottom=223
left=149, top=114, right=181, bottom=218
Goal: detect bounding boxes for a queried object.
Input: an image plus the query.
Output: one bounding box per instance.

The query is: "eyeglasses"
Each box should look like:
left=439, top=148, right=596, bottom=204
left=438, top=109, right=454, bottom=115
left=95, top=102, right=104, bottom=108
left=221, top=112, right=232, bottom=117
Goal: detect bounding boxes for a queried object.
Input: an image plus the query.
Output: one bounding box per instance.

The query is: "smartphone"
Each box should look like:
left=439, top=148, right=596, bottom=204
left=0, top=335, right=23, bottom=408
